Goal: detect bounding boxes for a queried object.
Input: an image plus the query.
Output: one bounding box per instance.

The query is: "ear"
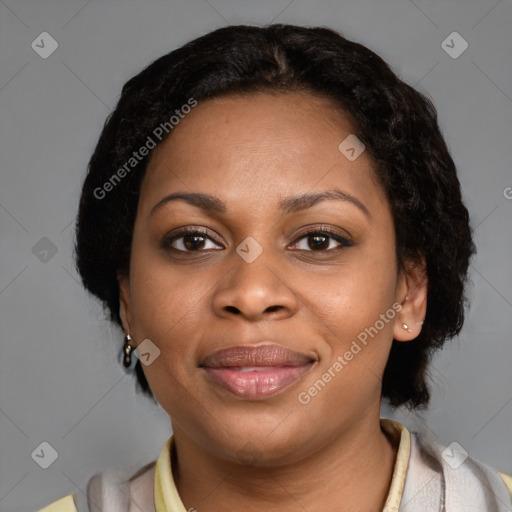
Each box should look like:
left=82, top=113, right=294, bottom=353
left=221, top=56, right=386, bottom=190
left=118, top=271, right=134, bottom=337
left=393, top=258, right=428, bottom=342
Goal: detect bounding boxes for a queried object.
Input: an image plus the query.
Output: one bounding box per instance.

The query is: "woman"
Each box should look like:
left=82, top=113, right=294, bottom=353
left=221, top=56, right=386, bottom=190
left=40, top=23, right=511, bottom=512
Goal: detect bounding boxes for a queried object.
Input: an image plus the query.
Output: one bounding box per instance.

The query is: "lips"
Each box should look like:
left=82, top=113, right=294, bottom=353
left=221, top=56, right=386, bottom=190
left=200, top=344, right=315, bottom=400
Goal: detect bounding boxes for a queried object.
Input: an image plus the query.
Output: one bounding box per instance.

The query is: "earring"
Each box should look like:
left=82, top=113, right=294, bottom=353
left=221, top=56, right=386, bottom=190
left=122, top=334, right=134, bottom=368
left=402, top=323, right=412, bottom=332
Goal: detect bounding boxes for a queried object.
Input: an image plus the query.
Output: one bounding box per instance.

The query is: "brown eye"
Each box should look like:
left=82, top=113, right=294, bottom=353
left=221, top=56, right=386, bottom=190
left=290, top=229, right=353, bottom=252
left=161, top=228, right=223, bottom=252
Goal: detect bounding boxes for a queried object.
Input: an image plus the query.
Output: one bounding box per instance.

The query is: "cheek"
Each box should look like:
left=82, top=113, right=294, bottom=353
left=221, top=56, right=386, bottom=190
left=312, top=248, right=397, bottom=334
left=128, top=243, right=204, bottom=337
left=126, top=241, right=213, bottom=396
left=127, top=251, right=208, bottom=413
left=303, top=241, right=398, bottom=391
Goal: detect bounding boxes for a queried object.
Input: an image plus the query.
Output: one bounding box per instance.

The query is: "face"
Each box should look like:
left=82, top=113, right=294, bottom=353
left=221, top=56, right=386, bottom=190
left=119, top=91, right=426, bottom=465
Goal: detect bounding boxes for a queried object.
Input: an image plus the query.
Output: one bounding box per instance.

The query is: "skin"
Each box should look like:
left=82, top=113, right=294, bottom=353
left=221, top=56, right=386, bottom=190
left=119, top=91, right=427, bottom=511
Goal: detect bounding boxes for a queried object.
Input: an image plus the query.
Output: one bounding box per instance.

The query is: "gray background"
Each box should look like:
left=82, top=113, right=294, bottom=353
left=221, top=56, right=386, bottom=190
left=0, top=0, right=511, bottom=510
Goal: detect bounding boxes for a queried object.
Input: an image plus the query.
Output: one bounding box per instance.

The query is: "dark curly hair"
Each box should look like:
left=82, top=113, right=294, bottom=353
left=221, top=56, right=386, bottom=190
left=75, top=23, right=475, bottom=409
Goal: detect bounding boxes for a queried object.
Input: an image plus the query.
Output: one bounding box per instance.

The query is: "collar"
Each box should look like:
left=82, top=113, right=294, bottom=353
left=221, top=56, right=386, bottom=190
left=154, top=435, right=187, bottom=511
left=380, top=418, right=411, bottom=511
left=154, top=419, right=411, bottom=511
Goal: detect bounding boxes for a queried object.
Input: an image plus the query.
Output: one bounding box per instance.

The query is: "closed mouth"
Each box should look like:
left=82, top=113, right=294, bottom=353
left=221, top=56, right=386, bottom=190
left=200, top=343, right=316, bottom=399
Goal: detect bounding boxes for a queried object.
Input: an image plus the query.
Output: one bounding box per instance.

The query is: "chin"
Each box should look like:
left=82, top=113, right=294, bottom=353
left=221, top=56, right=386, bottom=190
left=204, top=417, right=314, bottom=467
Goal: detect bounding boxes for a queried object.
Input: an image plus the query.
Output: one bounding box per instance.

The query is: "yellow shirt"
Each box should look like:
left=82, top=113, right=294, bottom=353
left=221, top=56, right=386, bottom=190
left=39, top=419, right=512, bottom=511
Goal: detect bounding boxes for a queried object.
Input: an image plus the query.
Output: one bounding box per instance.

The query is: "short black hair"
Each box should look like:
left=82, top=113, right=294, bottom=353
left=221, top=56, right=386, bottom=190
left=75, top=24, right=476, bottom=409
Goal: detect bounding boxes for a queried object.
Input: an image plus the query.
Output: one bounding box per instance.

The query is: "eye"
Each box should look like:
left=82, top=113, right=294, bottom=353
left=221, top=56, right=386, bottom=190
left=161, top=227, right=223, bottom=252
left=290, top=227, right=353, bottom=252
left=161, top=226, right=353, bottom=254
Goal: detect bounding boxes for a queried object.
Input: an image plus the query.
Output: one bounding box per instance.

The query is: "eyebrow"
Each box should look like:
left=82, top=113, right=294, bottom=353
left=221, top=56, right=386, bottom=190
left=150, top=188, right=371, bottom=219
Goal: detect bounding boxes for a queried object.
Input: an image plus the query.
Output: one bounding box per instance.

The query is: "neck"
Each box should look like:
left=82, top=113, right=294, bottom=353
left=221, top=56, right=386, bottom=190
left=171, top=412, right=398, bottom=512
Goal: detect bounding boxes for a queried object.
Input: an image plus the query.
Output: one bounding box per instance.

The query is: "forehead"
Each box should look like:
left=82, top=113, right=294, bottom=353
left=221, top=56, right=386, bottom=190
left=140, top=91, right=386, bottom=214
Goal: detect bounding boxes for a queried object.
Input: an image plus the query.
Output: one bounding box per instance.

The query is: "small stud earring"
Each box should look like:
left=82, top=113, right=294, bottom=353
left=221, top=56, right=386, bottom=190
left=402, top=323, right=412, bottom=332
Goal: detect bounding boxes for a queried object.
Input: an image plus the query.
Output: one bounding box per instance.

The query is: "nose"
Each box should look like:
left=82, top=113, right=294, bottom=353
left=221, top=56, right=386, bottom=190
left=211, top=247, right=299, bottom=322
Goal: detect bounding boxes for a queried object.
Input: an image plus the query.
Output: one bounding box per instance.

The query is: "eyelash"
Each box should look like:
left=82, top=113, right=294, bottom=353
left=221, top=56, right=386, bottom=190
left=160, top=226, right=353, bottom=254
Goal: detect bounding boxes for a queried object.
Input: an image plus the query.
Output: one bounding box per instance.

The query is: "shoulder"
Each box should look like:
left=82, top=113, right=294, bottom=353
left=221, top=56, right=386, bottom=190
left=38, top=462, right=156, bottom=512
left=406, top=430, right=512, bottom=510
